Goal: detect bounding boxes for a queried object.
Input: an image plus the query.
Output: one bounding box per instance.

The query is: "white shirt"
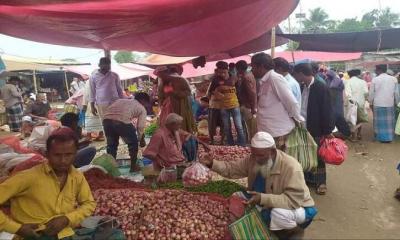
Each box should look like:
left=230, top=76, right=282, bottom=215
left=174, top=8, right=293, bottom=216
left=103, top=99, right=147, bottom=137
left=301, top=78, right=314, bottom=122
left=345, top=76, right=368, bottom=108
left=257, top=70, right=304, bottom=137
left=369, top=73, right=399, bottom=107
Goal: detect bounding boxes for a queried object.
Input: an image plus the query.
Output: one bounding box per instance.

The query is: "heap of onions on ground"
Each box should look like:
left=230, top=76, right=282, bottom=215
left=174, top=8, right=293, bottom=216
left=93, top=189, right=230, bottom=240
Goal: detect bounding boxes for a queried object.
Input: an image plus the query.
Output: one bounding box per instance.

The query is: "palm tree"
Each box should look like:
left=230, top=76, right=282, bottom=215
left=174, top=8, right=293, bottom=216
left=302, top=7, right=333, bottom=33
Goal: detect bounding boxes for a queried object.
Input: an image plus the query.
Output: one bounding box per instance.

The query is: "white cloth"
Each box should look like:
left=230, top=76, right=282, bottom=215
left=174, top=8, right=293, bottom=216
left=83, top=81, right=103, bottom=132
left=369, top=73, right=399, bottom=107
left=345, top=76, right=368, bottom=108
left=257, top=70, right=304, bottom=137
left=70, top=80, right=85, bottom=94
left=270, top=208, right=306, bottom=231
left=103, top=99, right=147, bottom=136
left=251, top=131, right=275, bottom=148
left=300, top=78, right=315, bottom=122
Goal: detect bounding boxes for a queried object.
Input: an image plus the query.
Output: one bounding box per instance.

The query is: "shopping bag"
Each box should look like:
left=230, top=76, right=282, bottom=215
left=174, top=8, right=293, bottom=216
left=229, top=208, right=277, bottom=240
left=182, top=161, right=212, bottom=187
left=286, top=126, right=318, bottom=172
left=356, top=103, right=369, bottom=123
left=319, top=138, right=348, bottom=165
left=345, top=100, right=357, bottom=126
left=395, top=114, right=400, bottom=136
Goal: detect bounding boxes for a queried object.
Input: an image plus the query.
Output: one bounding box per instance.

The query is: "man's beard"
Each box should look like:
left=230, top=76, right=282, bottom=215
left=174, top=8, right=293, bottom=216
left=253, top=158, right=273, bottom=178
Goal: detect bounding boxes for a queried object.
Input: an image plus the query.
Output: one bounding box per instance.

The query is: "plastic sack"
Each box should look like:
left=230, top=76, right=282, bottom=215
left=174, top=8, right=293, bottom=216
left=197, top=119, right=209, bottom=136
left=182, top=161, right=212, bottom=187
left=157, top=166, right=177, bottom=183
left=345, top=100, right=357, bottom=126
left=78, top=164, right=108, bottom=174
left=319, top=138, right=348, bottom=165
left=91, top=154, right=121, bottom=177
left=0, top=136, right=36, bottom=154
left=286, top=126, right=318, bottom=172
left=11, top=154, right=46, bottom=175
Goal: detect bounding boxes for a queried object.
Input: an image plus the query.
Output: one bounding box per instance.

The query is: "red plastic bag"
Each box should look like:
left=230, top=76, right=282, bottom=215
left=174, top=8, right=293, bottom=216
left=182, top=161, right=212, bottom=187
left=319, top=138, right=348, bottom=165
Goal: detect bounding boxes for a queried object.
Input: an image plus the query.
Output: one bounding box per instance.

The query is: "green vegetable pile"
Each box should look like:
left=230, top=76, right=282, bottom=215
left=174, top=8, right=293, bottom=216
left=144, top=123, right=158, bottom=137
left=158, top=180, right=245, bottom=198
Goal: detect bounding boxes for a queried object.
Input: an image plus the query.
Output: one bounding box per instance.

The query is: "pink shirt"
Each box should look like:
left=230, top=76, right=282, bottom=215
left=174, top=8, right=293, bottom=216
left=143, top=127, right=189, bottom=170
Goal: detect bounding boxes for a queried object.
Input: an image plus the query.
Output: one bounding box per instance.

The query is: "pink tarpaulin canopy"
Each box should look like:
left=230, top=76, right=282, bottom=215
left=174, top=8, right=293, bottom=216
left=65, top=63, right=152, bottom=80
left=275, top=51, right=362, bottom=62
left=182, top=55, right=251, bottom=78
left=0, top=0, right=298, bottom=56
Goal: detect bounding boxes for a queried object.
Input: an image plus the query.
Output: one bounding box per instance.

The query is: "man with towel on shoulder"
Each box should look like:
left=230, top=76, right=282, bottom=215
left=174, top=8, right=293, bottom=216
left=200, top=132, right=317, bottom=239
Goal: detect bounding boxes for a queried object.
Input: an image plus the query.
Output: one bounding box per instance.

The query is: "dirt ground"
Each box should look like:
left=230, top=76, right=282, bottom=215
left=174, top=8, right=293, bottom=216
left=304, top=121, right=400, bottom=239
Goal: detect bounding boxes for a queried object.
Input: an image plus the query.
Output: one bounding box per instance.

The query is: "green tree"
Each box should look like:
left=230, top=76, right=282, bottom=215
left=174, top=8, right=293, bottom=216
left=61, top=58, right=77, bottom=62
left=302, top=7, right=334, bottom=33
left=376, top=8, right=400, bottom=28
left=286, top=41, right=299, bottom=51
left=114, top=51, right=133, bottom=63
left=335, top=18, right=365, bottom=32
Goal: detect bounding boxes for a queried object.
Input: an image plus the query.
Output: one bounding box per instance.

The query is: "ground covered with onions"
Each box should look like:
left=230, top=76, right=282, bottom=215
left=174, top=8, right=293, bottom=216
left=93, top=189, right=231, bottom=240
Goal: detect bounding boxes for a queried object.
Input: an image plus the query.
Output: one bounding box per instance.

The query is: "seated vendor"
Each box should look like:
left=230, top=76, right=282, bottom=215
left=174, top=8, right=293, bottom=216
left=24, top=93, right=51, bottom=121
left=144, top=113, right=210, bottom=171
left=0, top=127, right=96, bottom=239
left=200, top=132, right=316, bottom=239
left=60, top=112, right=96, bottom=168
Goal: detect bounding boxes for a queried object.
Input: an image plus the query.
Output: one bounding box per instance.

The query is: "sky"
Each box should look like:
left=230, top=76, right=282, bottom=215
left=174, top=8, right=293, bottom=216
left=0, top=0, right=399, bottom=65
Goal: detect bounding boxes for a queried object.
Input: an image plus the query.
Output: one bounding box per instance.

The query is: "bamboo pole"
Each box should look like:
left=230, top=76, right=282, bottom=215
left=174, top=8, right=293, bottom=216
left=64, top=70, right=70, bottom=98
left=32, top=69, right=38, bottom=94
left=271, top=27, right=276, bottom=58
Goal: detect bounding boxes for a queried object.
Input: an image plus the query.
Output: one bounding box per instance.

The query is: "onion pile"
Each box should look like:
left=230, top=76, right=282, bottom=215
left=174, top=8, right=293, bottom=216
left=182, top=162, right=212, bottom=187
left=84, top=168, right=145, bottom=191
left=199, top=146, right=250, bottom=162
left=94, top=189, right=230, bottom=240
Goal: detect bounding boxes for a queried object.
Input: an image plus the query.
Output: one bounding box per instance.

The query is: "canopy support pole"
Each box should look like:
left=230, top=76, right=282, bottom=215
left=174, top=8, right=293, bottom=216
left=104, top=49, right=111, bottom=59
left=271, top=27, right=276, bottom=58
left=288, top=17, right=295, bottom=63
left=64, top=71, right=70, bottom=98
left=32, top=69, right=38, bottom=94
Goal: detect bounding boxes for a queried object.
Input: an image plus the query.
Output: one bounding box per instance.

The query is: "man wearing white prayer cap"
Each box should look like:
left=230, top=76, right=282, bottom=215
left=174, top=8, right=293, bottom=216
left=201, top=132, right=317, bottom=239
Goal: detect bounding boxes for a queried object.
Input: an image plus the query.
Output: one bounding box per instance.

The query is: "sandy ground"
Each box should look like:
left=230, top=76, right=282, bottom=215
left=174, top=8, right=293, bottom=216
left=304, top=121, right=400, bottom=239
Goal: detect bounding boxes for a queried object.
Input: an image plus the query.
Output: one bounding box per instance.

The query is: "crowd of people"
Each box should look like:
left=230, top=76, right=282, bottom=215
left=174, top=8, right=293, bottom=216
left=1, top=53, right=400, bottom=239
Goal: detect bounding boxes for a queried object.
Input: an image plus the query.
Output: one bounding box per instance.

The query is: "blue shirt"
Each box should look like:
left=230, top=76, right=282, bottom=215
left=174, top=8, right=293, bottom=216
left=284, top=73, right=302, bottom=106
left=195, top=106, right=208, bottom=121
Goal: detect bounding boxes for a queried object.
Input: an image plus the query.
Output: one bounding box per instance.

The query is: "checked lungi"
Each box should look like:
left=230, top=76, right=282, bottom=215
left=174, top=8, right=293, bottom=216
left=373, top=106, right=395, bottom=142
left=6, top=103, right=23, bottom=132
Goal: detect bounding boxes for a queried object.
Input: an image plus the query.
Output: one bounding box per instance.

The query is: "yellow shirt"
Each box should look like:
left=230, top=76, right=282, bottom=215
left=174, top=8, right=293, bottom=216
left=215, top=85, right=239, bottom=109
left=0, top=163, right=96, bottom=239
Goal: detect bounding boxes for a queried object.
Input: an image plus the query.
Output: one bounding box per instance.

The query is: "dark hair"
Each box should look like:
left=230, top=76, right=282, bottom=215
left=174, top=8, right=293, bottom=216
left=9, top=76, right=21, bottom=82
left=216, top=61, right=229, bottom=70
left=46, top=127, right=79, bottom=151
left=228, top=62, right=236, bottom=69
left=348, top=69, right=361, bottom=77
left=338, top=73, right=344, bottom=78
left=200, top=96, right=209, bottom=103
left=99, top=57, right=111, bottom=65
left=294, top=63, right=314, bottom=77
left=235, top=60, right=248, bottom=71
left=273, top=57, right=290, bottom=72
left=60, top=113, right=79, bottom=128
left=251, top=53, right=274, bottom=70
left=311, top=62, right=320, bottom=75
left=135, top=92, right=151, bottom=103
left=376, top=64, right=387, bottom=73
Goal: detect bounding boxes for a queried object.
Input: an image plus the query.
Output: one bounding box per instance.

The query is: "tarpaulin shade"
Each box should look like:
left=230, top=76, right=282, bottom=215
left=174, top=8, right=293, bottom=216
left=1, top=54, right=89, bottom=71
left=0, top=0, right=298, bottom=56
left=274, top=51, right=362, bottom=63
left=182, top=55, right=251, bottom=78
left=65, top=63, right=152, bottom=80
left=279, top=28, right=400, bottom=52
